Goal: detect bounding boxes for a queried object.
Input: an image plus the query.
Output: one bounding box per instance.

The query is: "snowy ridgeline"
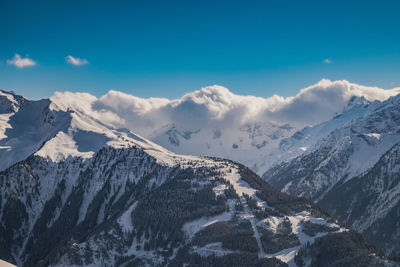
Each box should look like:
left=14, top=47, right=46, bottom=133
left=0, top=88, right=396, bottom=266
left=263, top=89, right=400, bottom=259
left=2, top=79, right=400, bottom=177
left=0, top=259, right=17, bottom=267
left=0, top=129, right=381, bottom=266
left=265, top=92, right=400, bottom=200
left=52, top=163, right=371, bottom=267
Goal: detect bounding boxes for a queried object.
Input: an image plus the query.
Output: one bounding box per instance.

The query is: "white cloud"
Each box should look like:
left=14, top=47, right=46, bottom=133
left=66, top=55, right=88, bottom=66
left=48, top=80, right=400, bottom=174
left=324, top=58, right=331, bottom=64
left=50, top=91, right=124, bottom=128
left=49, top=79, right=400, bottom=139
left=268, top=79, right=400, bottom=125
left=7, top=54, right=36, bottom=68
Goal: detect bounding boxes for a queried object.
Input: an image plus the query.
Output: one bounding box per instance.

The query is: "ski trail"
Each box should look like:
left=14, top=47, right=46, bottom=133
left=242, top=199, right=265, bottom=258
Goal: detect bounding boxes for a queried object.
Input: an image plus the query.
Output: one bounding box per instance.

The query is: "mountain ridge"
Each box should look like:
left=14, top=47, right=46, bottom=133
left=4, top=79, right=400, bottom=176
left=0, top=89, right=396, bottom=266
left=263, top=91, right=400, bottom=258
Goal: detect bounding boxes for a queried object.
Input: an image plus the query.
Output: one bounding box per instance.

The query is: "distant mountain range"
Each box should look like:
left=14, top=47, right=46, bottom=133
left=6, top=79, right=395, bottom=177
left=0, top=80, right=400, bottom=266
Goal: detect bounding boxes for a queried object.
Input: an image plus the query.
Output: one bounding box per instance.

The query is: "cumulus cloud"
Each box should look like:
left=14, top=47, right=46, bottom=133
left=269, top=79, right=400, bottom=125
left=50, top=91, right=124, bottom=128
left=49, top=79, right=400, bottom=140
left=7, top=54, right=36, bottom=68
left=66, top=55, right=88, bottom=66
left=89, top=85, right=290, bottom=136
left=324, top=58, right=331, bottom=64
left=46, top=80, right=400, bottom=174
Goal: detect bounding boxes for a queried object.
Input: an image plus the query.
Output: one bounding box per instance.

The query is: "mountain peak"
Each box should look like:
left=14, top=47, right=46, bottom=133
left=0, top=87, right=398, bottom=266
left=341, top=95, right=370, bottom=113
left=0, top=90, right=26, bottom=113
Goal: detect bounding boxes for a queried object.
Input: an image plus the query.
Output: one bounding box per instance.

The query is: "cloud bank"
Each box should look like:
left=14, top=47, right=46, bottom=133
left=66, top=55, right=88, bottom=66
left=48, top=79, right=400, bottom=174
left=7, top=54, right=36, bottom=68
left=50, top=79, right=400, bottom=139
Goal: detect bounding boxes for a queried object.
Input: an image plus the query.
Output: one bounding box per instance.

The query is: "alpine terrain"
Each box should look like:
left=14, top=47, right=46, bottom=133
left=50, top=79, right=400, bottom=176
left=0, top=89, right=396, bottom=267
left=264, top=91, right=400, bottom=259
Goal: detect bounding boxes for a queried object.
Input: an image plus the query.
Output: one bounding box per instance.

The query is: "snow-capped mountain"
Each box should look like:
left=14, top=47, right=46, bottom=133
left=123, top=80, right=400, bottom=175
left=151, top=121, right=296, bottom=174
left=0, top=90, right=394, bottom=267
left=319, top=141, right=400, bottom=258
left=13, top=80, right=396, bottom=176
left=263, top=93, right=400, bottom=258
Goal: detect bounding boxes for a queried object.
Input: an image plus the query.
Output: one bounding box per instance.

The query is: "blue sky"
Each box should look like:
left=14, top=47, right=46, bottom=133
left=0, top=0, right=399, bottom=100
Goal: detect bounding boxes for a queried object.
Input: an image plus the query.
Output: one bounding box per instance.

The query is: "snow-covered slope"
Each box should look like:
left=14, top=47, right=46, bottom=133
left=319, top=141, right=400, bottom=258
left=0, top=90, right=393, bottom=267
left=263, top=93, right=400, bottom=258
left=152, top=121, right=297, bottom=174
left=3, top=80, right=396, bottom=176
left=125, top=80, right=400, bottom=175
left=0, top=259, right=17, bottom=267
left=0, top=90, right=174, bottom=172
left=264, top=93, right=400, bottom=199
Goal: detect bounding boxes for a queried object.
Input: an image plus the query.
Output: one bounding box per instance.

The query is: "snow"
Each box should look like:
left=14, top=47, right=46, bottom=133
left=221, top=166, right=269, bottom=210
left=182, top=173, right=342, bottom=264
left=182, top=200, right=234, bottom=239
left=35, top=131, right=94, bottom=161
left=191, top=242, right=237, bottom=257
left=282, top=181, right=292, bottom=193
left=0, top=99, right=69, bottom=171
left=242, top=203, right=265, bottom=258
left=346, top=133, right=400, bottom=179
left=0, top=88, right=191, bottom=172
left=366, top=133, right=381, bottom=139
left=0, top=259, right=17, bottom=267
left=0, top=90, right=22, bottom=113
left=222, top=167, right=256, bottom=197
left=126, top=243, right=163, bottom=265
left=0, top=113, right=13, bottom=139
left=19, top=80, right=397, bottom=177
left=2, top=81, right=399, bottom=176
left=0, top=88, right=390, bottom=266
left=262, top=211, right=345, bottom=266
left=143, top=147, right=178, bottom=167
left=260, top=216, right=283, bottom=233
left=213, top=183, right=228, bottom=196
left=147, top=81, right=399, bottom=175
left=272, top=93, right=400, bottom=208
left=118, top=202, right=138, bottom=233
